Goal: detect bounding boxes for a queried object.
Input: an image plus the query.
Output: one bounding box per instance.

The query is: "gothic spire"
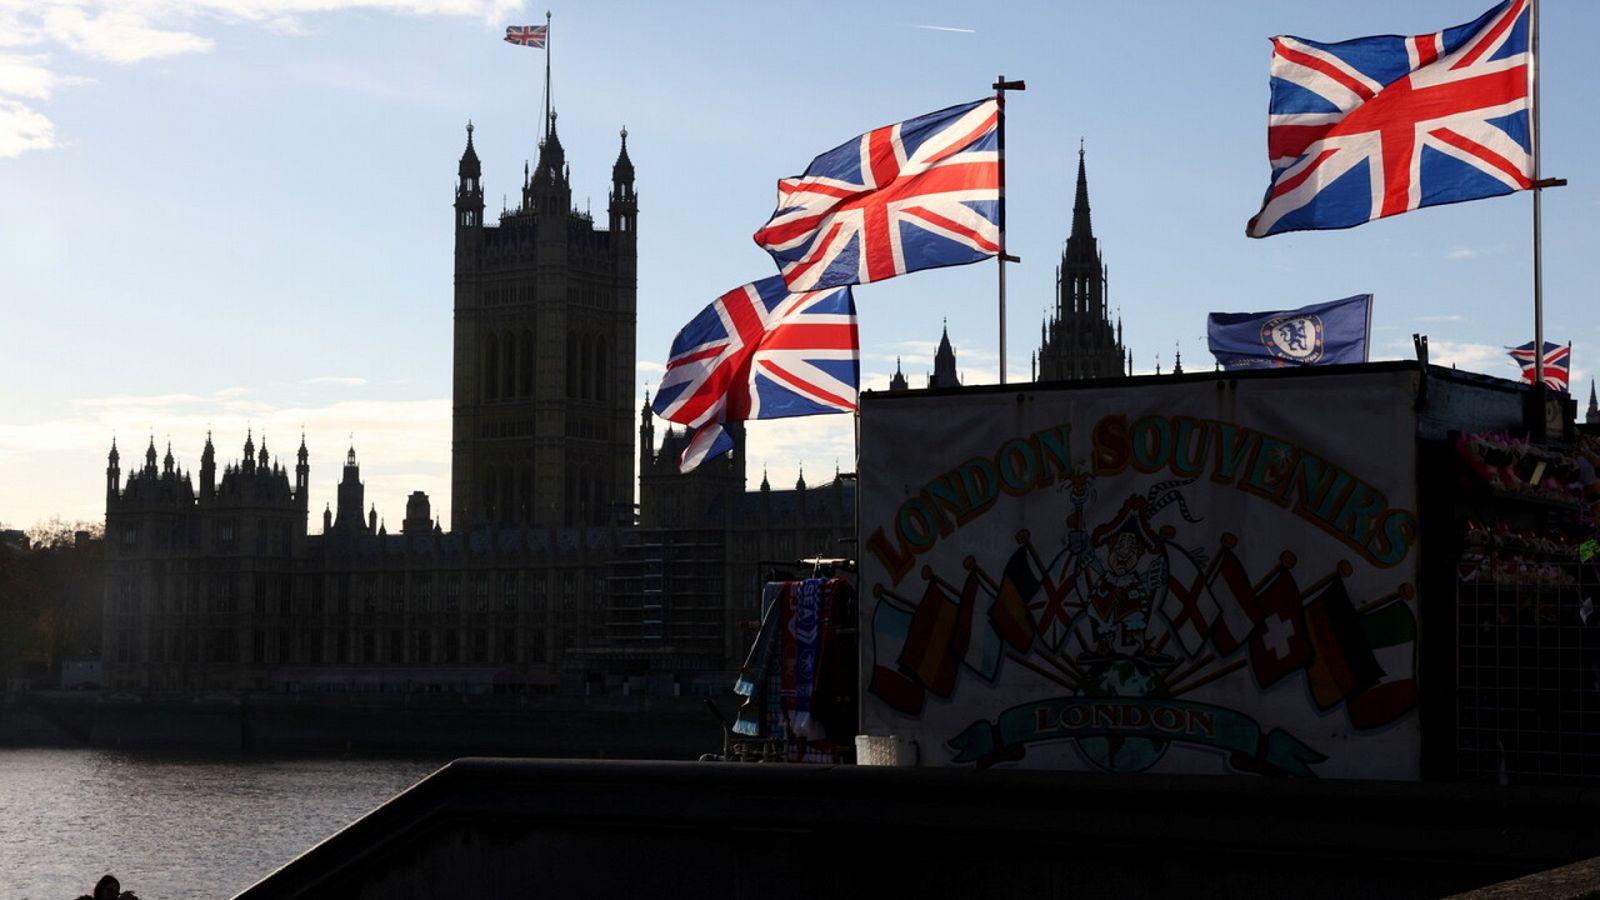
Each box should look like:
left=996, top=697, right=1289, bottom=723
left=1070, top=140, right=1093, bottom=245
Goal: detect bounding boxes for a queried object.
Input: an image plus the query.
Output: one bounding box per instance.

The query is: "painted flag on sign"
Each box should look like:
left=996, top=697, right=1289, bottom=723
left=1247, top=1, right=1533, bottom=237
left=653, top=276, right=859, bottom=472
left=1347, top=599, right=1420, bottom=729
left=1161, top=546, right=1220, bottom=657
left=954, top=571, right=1004, bottom=682
left=1249, top=565, right=1312, bottom=688
left=991, top=544, right=1042, bottom=653
left=504, top=25, right=548, bottom=47
left=1208, top=546, right=1261, bottom=655
left=1303, top=574, right=1384, bottom=709
left=897, top=579, right=963, bottom=698
left=1208, top=294, right=1372, bottom=370
left=753, top=98, right=1000, bottom=291
left=1507, top=340, right=1570, bottom=392
left=867, top=599, right=924, bottom=715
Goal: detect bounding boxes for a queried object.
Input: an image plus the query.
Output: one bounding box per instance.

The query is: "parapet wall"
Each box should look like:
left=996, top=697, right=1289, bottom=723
left=233, top=759, right=1600, bottom=900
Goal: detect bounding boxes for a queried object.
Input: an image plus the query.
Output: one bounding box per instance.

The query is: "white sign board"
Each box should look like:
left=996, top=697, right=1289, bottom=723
left=859, top=370, right=1422, bottom=779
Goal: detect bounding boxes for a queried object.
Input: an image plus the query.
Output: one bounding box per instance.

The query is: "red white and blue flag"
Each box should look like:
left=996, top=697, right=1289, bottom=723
left=1508, top=340, right=1570, bottom=391
left=753, top=98, right=1000, bottom=291
left=1248, top=0, right=1533, bottom=237
left=504, top=25, right=548, bottom=48
left=653, top=276, right=859, bottom=472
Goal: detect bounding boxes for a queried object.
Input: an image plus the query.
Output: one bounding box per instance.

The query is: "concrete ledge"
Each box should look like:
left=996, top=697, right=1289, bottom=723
left=234, top=761, right=1600, bottom=900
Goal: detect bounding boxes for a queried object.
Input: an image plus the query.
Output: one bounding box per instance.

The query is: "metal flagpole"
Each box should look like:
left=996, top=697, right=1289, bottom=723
left=1531, top=0, right=1544, bottom=392
left=993, top=76, right=1025, bottom=385
left=543, top=10, right=552, bottom=142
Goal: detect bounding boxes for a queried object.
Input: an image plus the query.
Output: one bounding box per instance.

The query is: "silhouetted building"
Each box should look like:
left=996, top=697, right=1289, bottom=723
left=1588, top=380, right=1598, bottom=425
left=98, top=107, right=846, bottom=694
left=451, top=116, right=636, bottom=529
left=1037, top=147, right=1130, bottom=382
left=929, top=324, right=961, bottom=389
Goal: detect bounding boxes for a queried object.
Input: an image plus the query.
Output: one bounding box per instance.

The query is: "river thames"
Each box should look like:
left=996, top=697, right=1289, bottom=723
left=0, top=748, right=446, bottom=899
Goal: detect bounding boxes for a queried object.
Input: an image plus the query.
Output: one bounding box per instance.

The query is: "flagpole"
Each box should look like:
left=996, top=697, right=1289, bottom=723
left=993, top=76, right=1025, bottom=385
left=543, top=10, right=552, bottom=142
left=1531, top=0, right=1544, bottom=393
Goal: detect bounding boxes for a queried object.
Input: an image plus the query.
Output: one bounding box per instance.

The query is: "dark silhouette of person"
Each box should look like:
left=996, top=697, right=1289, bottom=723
left=92, top=874, right=139, bottom=900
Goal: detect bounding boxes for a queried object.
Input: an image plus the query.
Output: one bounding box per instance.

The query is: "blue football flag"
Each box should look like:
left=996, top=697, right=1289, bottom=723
left=1207, top=294, right=1372, bottom=370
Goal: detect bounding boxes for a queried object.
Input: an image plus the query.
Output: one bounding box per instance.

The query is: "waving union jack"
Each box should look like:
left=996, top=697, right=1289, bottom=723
left=653, top=276, right=859, bottom=472
left=753, top=99, right=1000, bottom=292
left=1248, top=0, right=1532, bottom=238
left=1508, top=340, right=1570, bottom=391
left=504, top=25, right=547, bottom=48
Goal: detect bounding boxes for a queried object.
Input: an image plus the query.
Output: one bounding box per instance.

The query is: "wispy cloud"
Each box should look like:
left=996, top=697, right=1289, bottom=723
left=909, top=24, right=976, bottom=33
left=0, top=1, right=522, bottom=158
left=1415, top=315, right=1464, bottom=323
left=302, top=376, right=367, bottom=386
left=1446, top=246, right=1482, bottom=261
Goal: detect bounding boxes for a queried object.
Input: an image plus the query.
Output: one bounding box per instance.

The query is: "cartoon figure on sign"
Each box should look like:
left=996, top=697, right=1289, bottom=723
left=1068, top=479, right=1196, bottom=658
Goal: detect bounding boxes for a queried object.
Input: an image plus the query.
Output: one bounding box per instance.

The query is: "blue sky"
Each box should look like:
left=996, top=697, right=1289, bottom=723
left=2, top=0, right=1596, bottom=532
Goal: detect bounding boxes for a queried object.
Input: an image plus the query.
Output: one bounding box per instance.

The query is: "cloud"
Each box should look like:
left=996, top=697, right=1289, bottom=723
left=1446, top=246, right=1482, bottom=260
left=909, top=24, right=975, bottom=33
left=302, top=376, right=368, bottom=386
left=0, top=96, right=54, bottom=156
left=0, top=0, right=526, bottom=157
left=1395, top=338, right=1512, bottom=377
left=214, top=386, right=251, bottom=398
left=1414, top=315, right=1465, bottom=323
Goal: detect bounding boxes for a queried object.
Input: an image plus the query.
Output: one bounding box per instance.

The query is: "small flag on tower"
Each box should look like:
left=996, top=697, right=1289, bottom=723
left=504, top=24, right=548, bottom=48
left=1508, top=340, right=1570, bottom=391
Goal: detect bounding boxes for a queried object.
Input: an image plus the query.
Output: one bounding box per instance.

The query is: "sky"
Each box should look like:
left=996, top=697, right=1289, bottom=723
left=2, top=0, right=1596, bottom=533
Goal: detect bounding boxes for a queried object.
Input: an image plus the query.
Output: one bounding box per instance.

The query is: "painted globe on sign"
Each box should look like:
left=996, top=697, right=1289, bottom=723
left=1074, top=658, right=1170, bottom=773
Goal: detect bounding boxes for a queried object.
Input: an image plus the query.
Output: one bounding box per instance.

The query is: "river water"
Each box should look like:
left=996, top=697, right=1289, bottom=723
left=0, top=748, right=447, bottom=900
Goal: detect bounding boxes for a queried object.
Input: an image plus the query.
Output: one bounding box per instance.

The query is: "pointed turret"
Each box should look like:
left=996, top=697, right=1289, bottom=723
left=163, top=441, right=175, bottom=476
left=930, top=322, right=961, bottom=389
left=889, top=357, right=908, bottom=392
left=257, top=434, right=269, bottom=471
left=106, top=438, right=121, bottom=497
left=1069, top=140, right=1094, bottom=246
left=609, top=126, right=637, bottom=233
left=526, top=109, right=571, bottom=215
left=334, top=445, right=365, bottom=532
left=200, top=430, right=216, bottom=499
left=144, top=436, right=158, bottom=475
left=295, top=432, right=310, bottom=506
left=640, top=390, right=655, bottom=469
left=242, top=429, right=256, bottom=474
left=1589, top=380, right=1599, bottom=425
left=456, top=120, right=485, bottom=231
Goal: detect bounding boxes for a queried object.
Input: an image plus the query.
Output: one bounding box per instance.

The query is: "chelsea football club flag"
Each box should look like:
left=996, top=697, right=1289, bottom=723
left=1207, top=294, right=1372, bottom=370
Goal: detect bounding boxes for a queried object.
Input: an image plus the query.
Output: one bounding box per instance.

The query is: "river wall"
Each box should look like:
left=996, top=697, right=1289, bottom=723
left=9, top=692, right=727, bottom=759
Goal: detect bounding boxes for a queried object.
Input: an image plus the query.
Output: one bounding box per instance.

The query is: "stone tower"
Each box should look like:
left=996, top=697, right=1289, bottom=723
left=450, top=112, right=638, bottom=529
left=1037, top=147, right=1129, bottom=382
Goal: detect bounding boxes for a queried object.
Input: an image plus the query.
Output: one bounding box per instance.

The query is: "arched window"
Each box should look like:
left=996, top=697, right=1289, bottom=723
left=502, top=332, right=517, bottom=399
left=594, top=338, right=607, bottom=402
left=519, top=329, right=534, bottom=397
left=484, top=335, right=499, bottom=401
left=500, top=464, right=515, bottom=522
left=580, top=336, right=592, bottom=400
left=566, top=333, right=578, bottom=399
left=564, top=468, right=577, bottom=526
left=520, top=462, right=535, bottom=524
left=483, top=467, right=498, bottom=521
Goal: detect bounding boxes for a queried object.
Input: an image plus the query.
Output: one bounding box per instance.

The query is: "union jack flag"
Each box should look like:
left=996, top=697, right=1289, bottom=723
left=753, top=99, right=1000, bottom=291
left=504, top=25, right=547, bottom=48
left=1248, top=0, right=1532, bottom=238
left=1508, top=340, right=1570, bottom=391
left=653, top=276, right=858, bottom=472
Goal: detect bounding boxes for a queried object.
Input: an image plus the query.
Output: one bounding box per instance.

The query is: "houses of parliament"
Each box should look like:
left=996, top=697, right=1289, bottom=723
left=98, top=110, right=1127, bottom=695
